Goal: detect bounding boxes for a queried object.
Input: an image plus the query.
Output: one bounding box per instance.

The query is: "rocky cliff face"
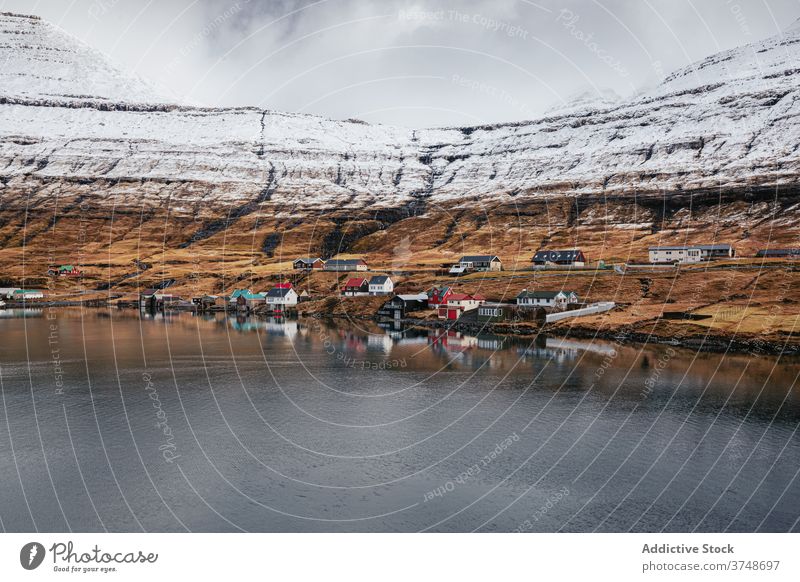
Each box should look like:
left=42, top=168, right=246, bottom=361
left=0, top=12, right=799, bottom=289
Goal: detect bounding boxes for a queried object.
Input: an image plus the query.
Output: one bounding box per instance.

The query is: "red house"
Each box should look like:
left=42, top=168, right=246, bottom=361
left=275, top=282, right=293, bottom=289
left=48, top=265, right=82, bottom=277
left=341, top=278, right=369, bottom=297
left=427, top=286, right=453, bottom=309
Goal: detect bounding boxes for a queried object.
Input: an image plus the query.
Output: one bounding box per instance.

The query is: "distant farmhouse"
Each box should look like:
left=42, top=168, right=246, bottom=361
left=755, top=248, right=800, bottom=258
left=532, top=249, right=586, bottom=267
left=516, top=289, right=578, bottom=311
left=1, top=288, right=45, bottom=301
left=449, top=255, right=502, bottom=275
left=368, top=275, right=394, bottom=296
left=293, top=258, right=325, bottom=270
left=648, top=244, right=735, bottom=264
left=325, top=259, right=368, bottom=272
left=48, top=264, right=82, bottom=277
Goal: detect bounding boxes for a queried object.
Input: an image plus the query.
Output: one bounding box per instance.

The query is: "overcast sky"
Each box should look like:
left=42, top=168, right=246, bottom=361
left=3, top=0, right=799, bottom=126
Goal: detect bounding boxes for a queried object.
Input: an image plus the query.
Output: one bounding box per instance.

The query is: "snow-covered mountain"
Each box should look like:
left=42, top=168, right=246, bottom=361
left=0, top=12, right=166, bottom=105
left=0, top=11, right=799, bottom=214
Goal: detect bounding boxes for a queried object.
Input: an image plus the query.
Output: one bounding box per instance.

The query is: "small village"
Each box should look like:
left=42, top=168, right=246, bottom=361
left=3, top=242, right=798, bottom=339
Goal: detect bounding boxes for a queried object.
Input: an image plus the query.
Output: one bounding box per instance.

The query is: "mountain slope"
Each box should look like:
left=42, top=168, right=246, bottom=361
left=0, top=11, right=799, bottom=213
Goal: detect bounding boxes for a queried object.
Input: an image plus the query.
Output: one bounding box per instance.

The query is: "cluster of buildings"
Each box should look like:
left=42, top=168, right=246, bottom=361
left=378, top=285, right=582, bottom=323
left=341, top=275, right=394, bottom=296
left=293, top=258, right=368, bottom=271
left=47, top=264, right=82, bottom=277
left=140, top=283, right=306, bottom=312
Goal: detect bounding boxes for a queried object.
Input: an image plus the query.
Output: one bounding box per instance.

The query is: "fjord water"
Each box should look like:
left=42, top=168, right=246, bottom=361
left=0, top=308, right=797, bottom=532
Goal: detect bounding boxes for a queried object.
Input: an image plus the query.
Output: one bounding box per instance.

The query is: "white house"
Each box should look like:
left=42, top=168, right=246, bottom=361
left=649, top=244, right=735, bottom=264
left=368, top=275, right=394, bottom=296
left=0, top=287, right=20, bottom=299
left=265, top=287, right=298, bottom=307
left=449, top=255, right=502, bottom=275
left=516, top=290, right=578, bottom=311
left=437, top=293, right=486, bottom=320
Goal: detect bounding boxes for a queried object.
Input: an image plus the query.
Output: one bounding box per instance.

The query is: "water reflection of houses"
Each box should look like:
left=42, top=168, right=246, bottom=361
left=263, top=319, right=299, bottom=341
left=428, top=329, right=479, bottom=352
left=366, top=333, right=393, bottom=353
left=226, top=315, right=299, bottom=340
left=514, top=337, right=611, bottom=365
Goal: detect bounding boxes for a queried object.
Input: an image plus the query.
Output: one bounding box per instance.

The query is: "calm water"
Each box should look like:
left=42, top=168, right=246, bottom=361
left=0, top=308, right=798, bottom=532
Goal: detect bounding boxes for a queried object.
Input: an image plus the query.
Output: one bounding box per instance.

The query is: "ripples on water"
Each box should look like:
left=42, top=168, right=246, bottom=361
left=0, top=308, right=798, bottom=532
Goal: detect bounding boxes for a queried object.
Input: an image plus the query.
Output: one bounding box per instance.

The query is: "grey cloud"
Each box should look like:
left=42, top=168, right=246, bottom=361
left=1, top=0, right=798, bottom=126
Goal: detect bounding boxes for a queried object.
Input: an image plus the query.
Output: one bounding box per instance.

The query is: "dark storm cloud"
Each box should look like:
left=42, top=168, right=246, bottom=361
left=1, top=0, right=799, bottom=126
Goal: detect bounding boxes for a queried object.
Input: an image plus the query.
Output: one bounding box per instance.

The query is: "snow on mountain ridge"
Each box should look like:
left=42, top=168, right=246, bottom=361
left=0, top=13, right=799, bottom=213
left=0, top=12, right=167, bottom=104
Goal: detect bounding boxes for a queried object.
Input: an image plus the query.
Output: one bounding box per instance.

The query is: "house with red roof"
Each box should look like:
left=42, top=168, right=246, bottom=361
left=341, top=277, right=369, bottom=296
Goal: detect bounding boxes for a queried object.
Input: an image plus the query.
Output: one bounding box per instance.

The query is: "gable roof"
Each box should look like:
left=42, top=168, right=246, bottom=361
left=427, top=286, right=451, bottom=297
left=395, top=293, right=429, bottom=302
left=532, top=249, right=584, bottom=262
left=517, top=290, right=574, bottom=299
left=326, top=258, right=366, bottom=266
left=265, top=287, right=294, bottom=298
left=294, top=257, right=323, bottom=264
left=696, top=244, right=732, bottom=251
left=241, top=292, right=265, bottom=300
left=648, top=244, right=733, bottom=251
left=448, top=293, right=485, bottom=302
left=229, top=289, right=251, bottom=299
left=459, top=255, right=500, bottom=263
left=344, top=277, right=368, bottom=288
left=369, top=275, right=391, bottom=285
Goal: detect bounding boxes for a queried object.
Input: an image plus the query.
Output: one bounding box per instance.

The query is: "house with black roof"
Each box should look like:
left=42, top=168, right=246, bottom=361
left=516, top=289, right=578, bottom=311
left=293, top=257, right=325, bottom=270
left=532, top=249, right=587, bottom=267
left=265, top=286, right=298, bottom=307
left=324, top=258, right=368, bottom=272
